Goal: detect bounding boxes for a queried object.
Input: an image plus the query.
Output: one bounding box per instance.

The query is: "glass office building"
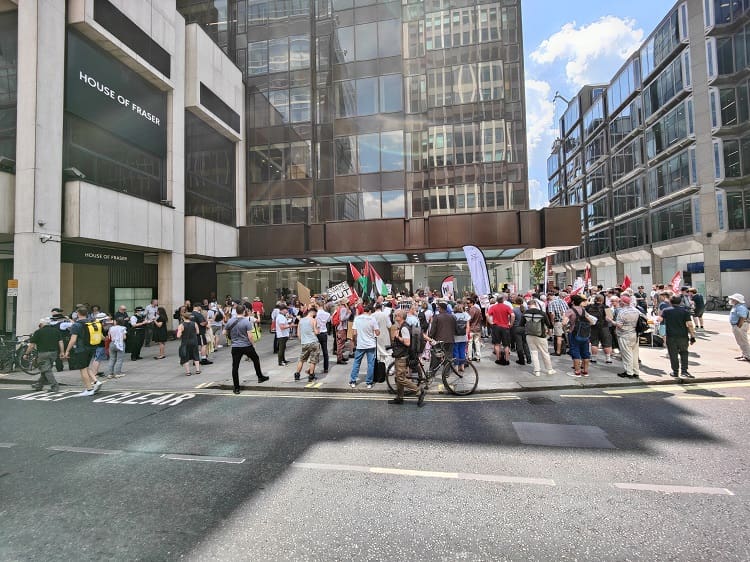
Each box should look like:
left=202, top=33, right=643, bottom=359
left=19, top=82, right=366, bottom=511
left=179, top=0, right=528, bottom=226
left=547, top=0, right=750, bottom=298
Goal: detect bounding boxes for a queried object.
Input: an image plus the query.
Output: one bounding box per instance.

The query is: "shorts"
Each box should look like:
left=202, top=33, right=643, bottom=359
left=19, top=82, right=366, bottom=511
left=568, top=336, right=591, bottom=360
left=693, top=308, right=704, bottom=318
left=94, top=346, right=108, bottom=362
left=198, top=333, right=207, bottom=346
left=68, top=348, right=95, bottom=370
left=491, top=325, right=511, bottom=347
left=552, top=321, right=564, bottom=337
left=589, top=326, right=612, bottom=348
left=299, top=343, right=321, bottom=365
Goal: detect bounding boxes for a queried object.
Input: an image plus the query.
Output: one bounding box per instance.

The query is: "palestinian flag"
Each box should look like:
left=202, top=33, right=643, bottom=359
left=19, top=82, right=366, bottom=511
left=369, top=264, right=389, bottom=297
left=350, top=263, right=368, bottom=297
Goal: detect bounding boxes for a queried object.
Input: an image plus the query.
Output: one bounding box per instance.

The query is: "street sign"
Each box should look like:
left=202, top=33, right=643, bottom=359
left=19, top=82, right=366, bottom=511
left=7, top=279, right=18, bottom=289
left=7, top=288, right=18, bottom=297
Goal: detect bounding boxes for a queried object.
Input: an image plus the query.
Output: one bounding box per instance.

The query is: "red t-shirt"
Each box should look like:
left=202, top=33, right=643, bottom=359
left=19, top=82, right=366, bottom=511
left=251, top=301, right=264, bottom=314
left=487, top=303, right=512, bottom=328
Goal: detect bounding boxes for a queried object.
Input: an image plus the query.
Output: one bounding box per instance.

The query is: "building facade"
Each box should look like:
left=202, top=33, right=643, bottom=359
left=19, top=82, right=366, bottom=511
left=548, top=0, right=750, bottom=297
left=0, top=0, right=580, bottom=335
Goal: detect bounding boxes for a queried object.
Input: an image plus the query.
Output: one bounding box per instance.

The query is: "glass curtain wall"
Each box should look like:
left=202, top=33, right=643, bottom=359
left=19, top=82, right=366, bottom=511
left=0, top=11, right=17, bottom=165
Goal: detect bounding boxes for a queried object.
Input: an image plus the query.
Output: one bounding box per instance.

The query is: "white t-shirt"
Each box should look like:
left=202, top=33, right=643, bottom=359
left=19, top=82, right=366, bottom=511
left=353, top=314, right=379, bottom=349
left=316, top=309, right=331, bottom=332
left=276, top=313, right=291, bottom=337
left=108, top=325, right=127, bottom=352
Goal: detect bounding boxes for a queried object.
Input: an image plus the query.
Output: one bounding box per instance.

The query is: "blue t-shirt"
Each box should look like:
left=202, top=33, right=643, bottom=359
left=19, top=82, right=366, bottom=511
left=730, top=303, right=749, bottom=326
left=70, top=320, right=91, bottom=352
left=229, top=317, right=254, bottom=347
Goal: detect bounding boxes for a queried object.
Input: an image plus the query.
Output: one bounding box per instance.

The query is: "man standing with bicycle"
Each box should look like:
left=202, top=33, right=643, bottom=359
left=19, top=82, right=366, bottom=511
left=389, top=310, right=425, bottom=406
left=427, top=302, right=456, bottom=373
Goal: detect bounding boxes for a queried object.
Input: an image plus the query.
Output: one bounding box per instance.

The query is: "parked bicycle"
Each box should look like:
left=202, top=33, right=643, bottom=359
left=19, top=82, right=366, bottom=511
left=0, top=335, right=39, bottom=375
left=705, top=295, right=731, bottom=311
left=386, top=340, right=479, bottom=396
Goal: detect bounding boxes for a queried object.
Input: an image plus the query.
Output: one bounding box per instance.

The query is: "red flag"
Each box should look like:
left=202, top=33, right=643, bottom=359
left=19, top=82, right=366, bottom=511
left=621, top=275, right=632, bottom=291
left=348, top=288, right=358, bottom=305
left=349, top=263, right=361, bottom=283
left=584, top=265, right=591, bottom=289
left=670, top=271, right=682, bottom=293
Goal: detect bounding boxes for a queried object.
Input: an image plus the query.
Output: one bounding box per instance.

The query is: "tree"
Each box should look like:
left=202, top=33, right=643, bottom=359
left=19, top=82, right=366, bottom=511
left=530, top=259, right=546, bottom=287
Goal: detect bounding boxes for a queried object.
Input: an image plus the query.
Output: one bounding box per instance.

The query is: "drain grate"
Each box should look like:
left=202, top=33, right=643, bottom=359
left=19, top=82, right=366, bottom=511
left=526, top=396, right=555, bottom=405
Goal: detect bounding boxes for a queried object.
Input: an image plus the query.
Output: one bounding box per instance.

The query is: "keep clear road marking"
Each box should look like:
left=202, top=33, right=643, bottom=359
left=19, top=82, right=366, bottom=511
left=0, top=443, right=17, bottom=448
left=161, top=453, right=246, bottom=464
left=48, top=446, right=122, bottom=455
left=292, top=462, right=556, bottom=487
left=614, top=482, right=734, bottom=496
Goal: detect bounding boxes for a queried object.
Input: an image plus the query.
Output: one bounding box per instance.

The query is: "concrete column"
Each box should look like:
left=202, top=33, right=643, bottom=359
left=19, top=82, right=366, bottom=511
left=160, top=19, right=186, bottom=328
left=13, top=0, right=66, bottom=335
left=703, top=244, right=721, bottom=295
left=615, top=260, right=625, bottom=287
left=651, top=252, right=663, bottom=285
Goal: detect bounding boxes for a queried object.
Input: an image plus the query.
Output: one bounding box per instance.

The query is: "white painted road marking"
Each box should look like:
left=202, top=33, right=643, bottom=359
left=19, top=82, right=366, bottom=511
left=48, top=446, right=122, bottom=455
left=0, top=443, right=16, bottom=448
left=614, top=483, right=734, bottom=496
left=161, top=453, right=246, bottom=464
left=293, top=462, right=556, bottom=487
left=8, top=390, right=197, bottom=406
left=559, top=395, right=623, bottom=399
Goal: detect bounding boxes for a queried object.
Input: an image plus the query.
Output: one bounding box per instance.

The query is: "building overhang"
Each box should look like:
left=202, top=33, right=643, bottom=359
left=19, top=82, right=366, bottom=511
left=232, top=207, right=582, bottom=268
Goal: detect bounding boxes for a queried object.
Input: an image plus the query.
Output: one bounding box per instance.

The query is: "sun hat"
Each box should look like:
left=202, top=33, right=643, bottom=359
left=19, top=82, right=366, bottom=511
left=728, top=293, right=746, bottom=304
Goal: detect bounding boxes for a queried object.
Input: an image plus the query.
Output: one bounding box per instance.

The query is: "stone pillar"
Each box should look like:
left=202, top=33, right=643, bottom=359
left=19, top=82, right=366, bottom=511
left=160, top=20, right=186, bottom=328
left=615, top=260, right=625, bottom=287
left=651, top=252, right=663, bottom=285
left=13, top=0, right=66, bottom=335
left=702, top=243, right=721, bottom=296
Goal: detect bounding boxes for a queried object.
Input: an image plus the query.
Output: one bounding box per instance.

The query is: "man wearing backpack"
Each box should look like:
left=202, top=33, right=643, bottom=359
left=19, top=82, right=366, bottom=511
left=520, top=299, right=554, bottom=376
left=564, top=295, right=593, bottom=378
left=615, top=295, right=642, bottom=379
left=388, top=309, right=425, bottom=406
left=62, top=306, right=102, bottom=396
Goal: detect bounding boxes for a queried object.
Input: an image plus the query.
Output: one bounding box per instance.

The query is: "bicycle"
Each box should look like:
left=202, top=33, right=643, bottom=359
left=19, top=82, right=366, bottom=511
left=705, top=295, right=730, bottom=311
left=386, top=340, right=479, bottom=396
left=0, top=335, right=39, bottom=375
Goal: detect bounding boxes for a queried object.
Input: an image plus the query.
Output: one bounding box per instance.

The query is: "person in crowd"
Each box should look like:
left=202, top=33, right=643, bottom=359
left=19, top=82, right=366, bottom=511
left=88, top=312, right=111, bottom=378
left=586, top=294, right=613, bottom=364
left=564, top=295, right=593, bottom=378
left=689, top=288, right=705, bottom=330
left=335, top=300, right=351, bottom=364
left=128, top=306, right=148, bottom=361
left=176, top=311, right=201, bottom=376
left=113, top=305, right=128, bottom=325
left=728, top=293, right=750, bottom=361
left=24, top=317, right=64, bottom=392
left=251, top=296, right=264, bottom=322
left=388, top=309, right=425, bottom=406
left=452, top=304, right=471, bottom=371
left=467, top=297, right=484, bottom=362
left=295, top=306, right=321, bottom=382
left=372, top=302, right=392, bottom=366
left=62, top=306, right=102, bottom=396
left=487, top=295, right=512, bottom=366
left=520, top=299, right=554, bottom=376
left=547, top=293, right=569, bottom=356
left=276, top=304, right=291, bottom=366
left=615, top=295, right=642, bottom=379
left=225, top=305, right=269, bottom=393
left=144, top=298, right=159, bottom=347
left=634, top=286, right=648, bottom=313
left=315, top=301, right=331, bottom=374
left=105, top=317, right=128, bottom=378
left=191, top=305, right=212, bottom=366
left=349, top=304, right=380, bottom=389
left=660, top=295, right=696, bottom=378
left=511, top=297, right=531, bottom=366
left=270, top=301, right=281, bottom=354
left=427, top=301, right=456, bottom=372
left=152, top=306, right=169, bottom=359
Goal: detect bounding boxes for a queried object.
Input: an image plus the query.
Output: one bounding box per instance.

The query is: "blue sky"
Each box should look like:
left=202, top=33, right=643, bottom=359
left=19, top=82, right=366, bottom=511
left=522, top=0, right=678, bottom=208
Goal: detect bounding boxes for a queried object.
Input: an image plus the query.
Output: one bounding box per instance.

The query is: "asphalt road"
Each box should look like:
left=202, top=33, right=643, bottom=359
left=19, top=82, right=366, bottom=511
left=1, top=383, right=749, bottom=561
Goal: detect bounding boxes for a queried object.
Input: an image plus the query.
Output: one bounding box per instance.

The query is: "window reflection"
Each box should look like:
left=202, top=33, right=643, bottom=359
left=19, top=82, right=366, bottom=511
left=357, top=133, right=380, bottom=173
left=268, top=37, right=289, bottom=73
left=356, top=77, right=378, bottom=115
left=380, top=131, right=404, bottom=171
left=356, top=23, right=378, bottom=60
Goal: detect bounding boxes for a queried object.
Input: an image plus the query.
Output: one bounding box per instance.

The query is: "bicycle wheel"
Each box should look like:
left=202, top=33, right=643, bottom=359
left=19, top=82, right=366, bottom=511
left=17, top=346, right=39, bottom=375
left=442, top=361, right=479, bottom=396
left=385, top=359, right=419, bottom=396
left=705, top=299, right=716, bottom=312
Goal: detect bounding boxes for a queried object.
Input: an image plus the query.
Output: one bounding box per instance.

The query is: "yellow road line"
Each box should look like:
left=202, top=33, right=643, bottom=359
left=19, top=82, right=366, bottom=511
left=605, top=380, right=750, bottom=395
left=559, top=394, right=622, bottom=399
left=677, top=396, right=745, bottom=401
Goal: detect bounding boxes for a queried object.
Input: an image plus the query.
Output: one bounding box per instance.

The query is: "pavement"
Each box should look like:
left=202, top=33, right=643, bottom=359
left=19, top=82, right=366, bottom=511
left=2, top=311, right=748, bottom=395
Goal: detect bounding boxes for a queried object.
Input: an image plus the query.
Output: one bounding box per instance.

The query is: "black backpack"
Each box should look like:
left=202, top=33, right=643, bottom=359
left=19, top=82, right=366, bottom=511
left=455, top=315, right=467, bottom=336
left=572, top=307, right=591, bottom=340
left=214, top=309, right=224, bottom=322
left=409, top=323, right=425, bottom=357
left=418, top=310, right=429, bottom=331
left=635, top=313, right=649, bottom=334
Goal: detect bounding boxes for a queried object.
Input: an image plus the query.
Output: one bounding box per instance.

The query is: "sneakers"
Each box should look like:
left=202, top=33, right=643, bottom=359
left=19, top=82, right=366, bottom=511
left=77, top=388, right=95, bottom=397
left=350, top=382, right=356, bottom=388
left=417, top=385, right=426, bottom=407
left=532, top=372, right=541, bottom=377
left=92, top=380, right=103, bottom=394
left=590, top=358, right=597, bottom=364
left=308, top=374, right=317, bottom=382
left=257, top=375, right=269, bottom=383
left=567, top=372, right=582, bottom=378
left=366, top=383, right=373, bottom=389
left=547, top=370, right=556, bottom=376
left=670, top=372, right=679, bottom=378
left=200, top=359, right=213, bottom=365
left=294, top=372, right=301, bottom=381
left=605, top=358, right=613, bottom=364
left=114, top=374, right=125, bottom=378
left=682, top=371, right=694, bottom=378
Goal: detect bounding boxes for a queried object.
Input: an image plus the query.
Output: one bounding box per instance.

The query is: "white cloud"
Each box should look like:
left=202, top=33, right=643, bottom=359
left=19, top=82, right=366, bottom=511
left=525, top=78, right=557, bottom=165
left=528, top=179, right=549, bottom=211
left=530, top=16, right=645, bottom=87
